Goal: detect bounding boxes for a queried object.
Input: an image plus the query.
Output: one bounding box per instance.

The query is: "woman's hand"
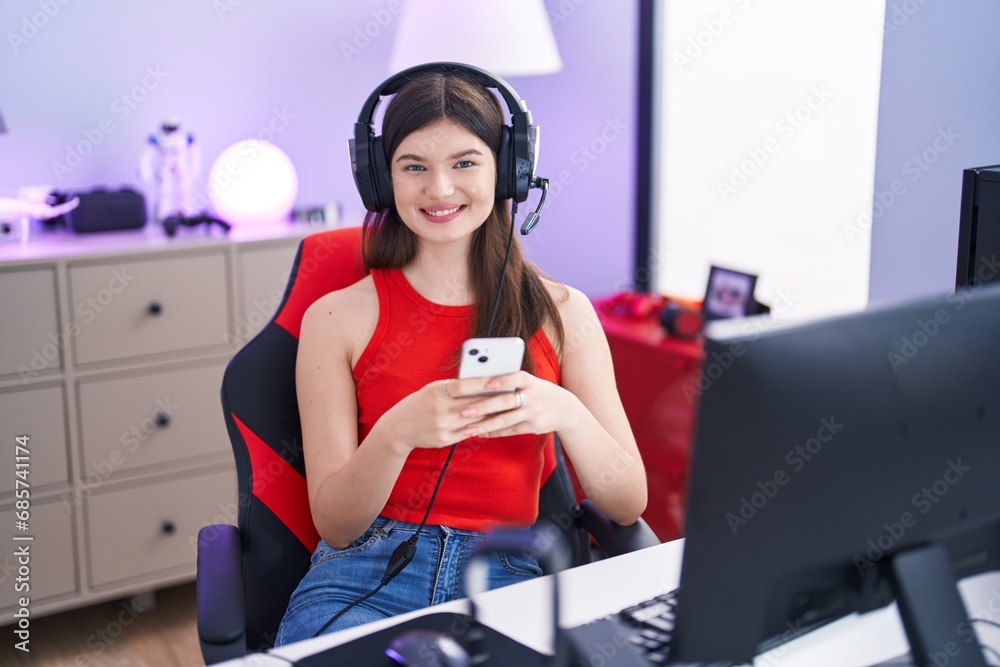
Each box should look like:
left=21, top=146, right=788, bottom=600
left=453, top=370, right=582, bottom=439
left=385, top=373, right=580, bottom=451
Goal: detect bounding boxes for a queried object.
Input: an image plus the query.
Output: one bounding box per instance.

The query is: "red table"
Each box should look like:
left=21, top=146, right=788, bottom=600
left=568, top=294, right=704, bottom=542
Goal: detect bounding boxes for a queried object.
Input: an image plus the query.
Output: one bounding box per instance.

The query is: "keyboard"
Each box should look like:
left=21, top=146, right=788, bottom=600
left=601, top=587, right=742, bottom=666
left=615, top=589, right=683, bottom=663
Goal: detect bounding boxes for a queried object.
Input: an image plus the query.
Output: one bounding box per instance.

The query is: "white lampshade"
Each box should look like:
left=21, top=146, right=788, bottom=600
left=388, top=0, right=562, bottom=77
left=207, top=140, right=298, bottom=227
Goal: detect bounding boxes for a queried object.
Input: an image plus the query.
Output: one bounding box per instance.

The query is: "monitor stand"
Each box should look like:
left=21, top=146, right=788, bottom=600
left=890, top=544, right=987, bottom=667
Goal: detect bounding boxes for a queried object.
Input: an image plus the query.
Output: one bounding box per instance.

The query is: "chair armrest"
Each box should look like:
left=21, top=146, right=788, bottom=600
left=577, top=499, right=661, bottom=557
left=197, top=524, right=247, bottom=665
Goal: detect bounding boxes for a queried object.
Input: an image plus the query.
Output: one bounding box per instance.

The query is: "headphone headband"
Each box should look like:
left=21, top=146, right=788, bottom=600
left=356, top=62, right=527, bottom=127
left=350, top=61, right=541, bottom=212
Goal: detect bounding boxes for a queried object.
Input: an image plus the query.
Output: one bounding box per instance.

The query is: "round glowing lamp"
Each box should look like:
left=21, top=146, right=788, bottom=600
left=207, top=140, right=297, bottom=226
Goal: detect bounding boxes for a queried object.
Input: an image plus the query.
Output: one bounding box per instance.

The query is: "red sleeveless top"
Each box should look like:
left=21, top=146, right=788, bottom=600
left=352, top=268, right=561, bottom=531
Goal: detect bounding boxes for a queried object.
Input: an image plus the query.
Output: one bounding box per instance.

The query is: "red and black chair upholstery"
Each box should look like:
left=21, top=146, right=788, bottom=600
left=195, top=226, right=659, bottom=664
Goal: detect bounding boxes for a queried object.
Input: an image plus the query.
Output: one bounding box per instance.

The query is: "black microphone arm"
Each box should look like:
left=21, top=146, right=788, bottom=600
left=465, top=522, right=572, bottom=667
left=520, top=177, right=549, bottom=236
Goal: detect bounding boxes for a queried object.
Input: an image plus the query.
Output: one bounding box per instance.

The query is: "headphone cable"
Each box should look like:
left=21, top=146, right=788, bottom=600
left=309, top=202, right=519, bottom=639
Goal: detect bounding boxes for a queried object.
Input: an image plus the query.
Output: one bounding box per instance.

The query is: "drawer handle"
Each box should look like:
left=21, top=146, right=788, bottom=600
left=147, top=301, right=163, bottom=316
left=154, top=411, right=170, bottom=428
left=161, top=520, right=176, bottom=535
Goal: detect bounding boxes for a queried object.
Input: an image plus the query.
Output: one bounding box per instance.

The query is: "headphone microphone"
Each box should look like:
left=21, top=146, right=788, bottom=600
left=520, top=177, right=549, bottom=236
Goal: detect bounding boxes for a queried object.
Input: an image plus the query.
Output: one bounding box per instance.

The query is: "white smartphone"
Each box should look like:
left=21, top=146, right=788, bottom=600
left=458, top=337, right=525, bottom=392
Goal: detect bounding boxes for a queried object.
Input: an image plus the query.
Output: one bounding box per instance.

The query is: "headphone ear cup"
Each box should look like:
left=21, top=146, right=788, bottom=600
left=495, top=124, right=513, bottom=201
left=370, top=135, right=394, bottom=211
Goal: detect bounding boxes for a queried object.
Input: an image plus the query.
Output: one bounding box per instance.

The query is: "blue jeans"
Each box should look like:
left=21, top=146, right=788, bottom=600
left=274, top=515, right=543, bottom=646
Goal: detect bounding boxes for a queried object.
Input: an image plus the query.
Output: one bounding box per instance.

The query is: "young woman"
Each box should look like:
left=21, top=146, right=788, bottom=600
left=275, top=67, right=646, bottom=645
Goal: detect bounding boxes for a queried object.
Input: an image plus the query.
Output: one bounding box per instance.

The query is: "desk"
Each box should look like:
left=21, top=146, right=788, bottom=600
left=220, top=540, right=1000, bottom=666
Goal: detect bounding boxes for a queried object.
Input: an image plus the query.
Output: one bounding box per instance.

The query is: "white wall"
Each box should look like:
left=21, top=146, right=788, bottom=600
left=652, top=0, right=886, bottom=320
left=869, top=0, right=1000, bottom=305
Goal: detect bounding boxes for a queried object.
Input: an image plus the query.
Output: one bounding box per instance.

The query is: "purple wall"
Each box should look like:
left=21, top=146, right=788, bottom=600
left=870, top=0, right=1000, bottom=304
left=0, top=0, right=636, bottom=298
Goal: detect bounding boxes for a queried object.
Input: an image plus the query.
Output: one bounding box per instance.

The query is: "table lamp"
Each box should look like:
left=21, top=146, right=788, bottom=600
left=388, top=0, right=562, bottom=76
left=207, top=140, right=298, bottom=227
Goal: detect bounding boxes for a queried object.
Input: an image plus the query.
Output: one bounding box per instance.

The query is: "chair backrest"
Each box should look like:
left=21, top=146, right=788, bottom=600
left=220, top=226, right=586, bottom=651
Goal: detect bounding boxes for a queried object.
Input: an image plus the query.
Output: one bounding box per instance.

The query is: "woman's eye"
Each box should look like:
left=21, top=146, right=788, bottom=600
left=455, top=160, right=475, bottom=169
left=404, top=164, right=425, bottom=172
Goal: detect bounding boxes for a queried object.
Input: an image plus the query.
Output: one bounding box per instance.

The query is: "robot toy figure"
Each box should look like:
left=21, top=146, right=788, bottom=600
left=139, top=117, right=201, bottom=223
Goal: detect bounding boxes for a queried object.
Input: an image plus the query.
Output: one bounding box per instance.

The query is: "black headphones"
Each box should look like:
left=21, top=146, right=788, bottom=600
left=349, top=62, right=542, bottom=213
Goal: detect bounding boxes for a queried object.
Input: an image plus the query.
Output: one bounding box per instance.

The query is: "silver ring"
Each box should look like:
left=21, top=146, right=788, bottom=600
left=514, top=390, right=524, bottom=409
left=443, top=380, right=452, bottom=398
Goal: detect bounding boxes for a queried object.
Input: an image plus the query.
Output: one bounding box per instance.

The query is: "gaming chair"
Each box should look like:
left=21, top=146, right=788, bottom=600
left=195, top=226, right=659, bottom=664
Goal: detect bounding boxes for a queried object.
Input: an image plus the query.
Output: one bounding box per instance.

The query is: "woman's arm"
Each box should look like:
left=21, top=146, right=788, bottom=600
left=297, top=290, right=411, bottom=548
left=550, top=286, right=648, bottom=525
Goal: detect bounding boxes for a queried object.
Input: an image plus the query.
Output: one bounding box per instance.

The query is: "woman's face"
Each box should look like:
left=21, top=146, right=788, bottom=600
left=390, top=118, right=496, bottom=245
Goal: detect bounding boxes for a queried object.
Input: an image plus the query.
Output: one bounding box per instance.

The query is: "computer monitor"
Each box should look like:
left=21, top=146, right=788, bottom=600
left=957, top=165, right=1000, bottom=289
left=672, top=283, right=1000, bottom=664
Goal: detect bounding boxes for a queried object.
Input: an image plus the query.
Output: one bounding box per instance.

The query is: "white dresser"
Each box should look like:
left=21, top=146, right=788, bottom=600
left=0, top=222, right=316, bottom=620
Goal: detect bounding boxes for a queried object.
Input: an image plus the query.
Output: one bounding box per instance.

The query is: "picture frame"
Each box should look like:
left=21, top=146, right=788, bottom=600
left=702, top=265, right=758, bottom=321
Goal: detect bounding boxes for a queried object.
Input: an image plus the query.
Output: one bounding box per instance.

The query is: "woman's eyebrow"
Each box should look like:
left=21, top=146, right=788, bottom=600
left=394, top=148, right=484, bottom=163
left=449, top=149, right=484, bottom=159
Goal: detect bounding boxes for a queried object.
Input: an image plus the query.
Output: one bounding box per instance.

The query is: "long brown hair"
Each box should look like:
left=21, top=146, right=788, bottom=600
left=361, top=70, right=564, bottom=374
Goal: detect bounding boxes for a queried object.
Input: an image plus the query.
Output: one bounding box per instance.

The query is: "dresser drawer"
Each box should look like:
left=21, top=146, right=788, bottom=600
left=78, top=363, right=230, bottom=476
left=0, top=267, right=61, bottom=378
left=0, top=500, right=77, bottom=609
left=234, top=243, right=299, bottom=348
left=85, top=469, right=236, bottom=588
left=68, top=252, right=230, bottom=364
left=0, top=386, right=69, bottom=495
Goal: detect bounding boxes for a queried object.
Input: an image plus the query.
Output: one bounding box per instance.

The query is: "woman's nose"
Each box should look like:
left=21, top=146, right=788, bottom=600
left=424, top=169, right=455, bottom=199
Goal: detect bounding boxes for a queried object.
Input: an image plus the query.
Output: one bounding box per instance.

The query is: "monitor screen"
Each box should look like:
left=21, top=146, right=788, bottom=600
left=957, top=165, right=1000, bottom=289
left=672, top=282, right=1000, bottom=663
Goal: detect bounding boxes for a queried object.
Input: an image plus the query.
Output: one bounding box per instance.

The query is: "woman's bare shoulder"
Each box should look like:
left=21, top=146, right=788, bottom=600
left=304, top=275, right=375, bottom=320
left=301, top=275, right=379, bottom=368
left=539, top=275, right=589, bottom=323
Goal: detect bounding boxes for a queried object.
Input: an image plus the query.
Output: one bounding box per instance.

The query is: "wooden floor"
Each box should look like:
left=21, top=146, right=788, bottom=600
left=1, top=583, right=204, bottom=667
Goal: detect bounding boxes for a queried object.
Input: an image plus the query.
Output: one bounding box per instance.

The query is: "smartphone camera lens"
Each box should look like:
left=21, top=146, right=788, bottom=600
left=478, top=356, right=488, bottom=363
left=468, top=348, right=479, bottom=356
